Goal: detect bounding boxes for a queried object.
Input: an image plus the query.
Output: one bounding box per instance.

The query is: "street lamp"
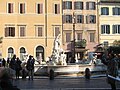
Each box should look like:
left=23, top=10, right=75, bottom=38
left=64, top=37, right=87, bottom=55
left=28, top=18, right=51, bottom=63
left=72, top=13, right=76, bottom=63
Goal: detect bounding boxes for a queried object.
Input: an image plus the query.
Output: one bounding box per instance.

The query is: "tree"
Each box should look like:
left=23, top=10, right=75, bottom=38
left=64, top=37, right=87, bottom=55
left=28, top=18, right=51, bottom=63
left=113, top=40, right=120, bottom=46
left=75, top=39, right=87, bottom=48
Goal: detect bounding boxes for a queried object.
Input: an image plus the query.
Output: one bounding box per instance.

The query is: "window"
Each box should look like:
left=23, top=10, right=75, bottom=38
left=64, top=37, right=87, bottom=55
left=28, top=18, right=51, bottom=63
left=74, top=1, right=83, bottom=10
left=113, top=7, right=120, bottom=15
left=8, top=3, right=14, bottom=13
left=38, top=27, right=43, bottom=37
left=54, top=4, right=60, bottom=14
left=101, top=7, right=109, bottom=15
left=5, top=27, right=15, bottom=37
left=54, top=27, right=60, bottom=37
left=63, top=15, right=72, bottom=23
left=86, top=2, right=96, bottom=10
left=19, top=26, right=26, bottom=37
left=101, top=25, right=110, bottom=34
left=36, top=3, right=43, bottom=14
left=19, top=3, right=25, bottom=14
left=77, top=15, right=84, bottom=23
left=36, top=46, right=44, bottom=60
left=112, top=25, right=120, bottom=34
left=20, top=47, right=26, bottom=60
left=63, top=1, right=72, bottom=9
left=36, top=26, right=43, bottom=37
left=86, top=15, right=96, bottom=24
left=77, top=33, right=82, bottom=40
left=66, top=33, right=71, bottom=42
left=8, top=47, right=14, bottom=58
left=90, top=33, right=95, bottom=42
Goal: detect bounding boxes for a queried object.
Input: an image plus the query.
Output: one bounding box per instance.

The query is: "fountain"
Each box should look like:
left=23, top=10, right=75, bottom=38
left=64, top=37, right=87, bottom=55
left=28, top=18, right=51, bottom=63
left=34, top=34, right=107, bottom=76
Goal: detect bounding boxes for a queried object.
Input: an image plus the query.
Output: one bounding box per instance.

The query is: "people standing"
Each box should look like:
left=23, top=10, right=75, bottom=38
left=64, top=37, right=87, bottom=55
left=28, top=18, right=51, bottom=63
left=101, top=52, right=118, bottom=90
left=26, top=55, right=35, bottom=80
left=0, top=59, right=2, bottom=67
left=21, top=61, right=27, bottom=79
left=9, top=54, right=16, bottom=70
left=6, top=58, right=10, bottom=67
left=15, top=57, right=22, bottom=79
left=2, top=58, right=6, bottom=67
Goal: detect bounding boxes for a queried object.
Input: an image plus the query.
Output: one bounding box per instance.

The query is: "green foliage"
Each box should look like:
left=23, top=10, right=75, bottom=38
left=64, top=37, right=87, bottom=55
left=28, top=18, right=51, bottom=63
left=75, top=39, right=87, bottom=47
left=113, top=40, right=120, bottom=46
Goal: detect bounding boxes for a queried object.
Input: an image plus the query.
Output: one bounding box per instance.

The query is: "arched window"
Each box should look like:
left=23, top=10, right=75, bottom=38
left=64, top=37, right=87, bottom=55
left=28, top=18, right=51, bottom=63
left=20, top=47, right=26, bottom=60
left=8, top=47, right=14, bottom=58
left=36, top=46, right=44, bottom=61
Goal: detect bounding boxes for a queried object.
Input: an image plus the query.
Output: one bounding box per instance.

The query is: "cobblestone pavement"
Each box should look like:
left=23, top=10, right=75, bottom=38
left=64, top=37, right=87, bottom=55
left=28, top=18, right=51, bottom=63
left=12, top=76, right=120, bottom=90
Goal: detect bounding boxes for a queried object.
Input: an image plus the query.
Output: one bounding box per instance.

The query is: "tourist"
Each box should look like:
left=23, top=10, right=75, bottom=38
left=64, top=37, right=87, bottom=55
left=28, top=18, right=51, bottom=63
left=15, top=57, right=22, bottom=79
left=101, top=52, right=118, bottom=90
left=0, top=59, right=2, bottom=67
left=26, top=55, right=35, bottom=80
left=9, top=54, right=16, bottom=70
left=21, top=61, right=28, bottom=79
left=6, top=57, right=10, bottom=67
left=2, top=58, right=6, bottom=67
left=0, top=68, right=20, bottom=90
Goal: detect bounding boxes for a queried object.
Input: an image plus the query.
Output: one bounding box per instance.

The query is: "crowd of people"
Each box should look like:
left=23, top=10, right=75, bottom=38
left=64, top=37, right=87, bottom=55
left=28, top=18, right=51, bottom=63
left=101, top=50, right=120, bottom=90
left=0, top=54, right=35, bottom=80
left=0, top=54, right=35, bottom=90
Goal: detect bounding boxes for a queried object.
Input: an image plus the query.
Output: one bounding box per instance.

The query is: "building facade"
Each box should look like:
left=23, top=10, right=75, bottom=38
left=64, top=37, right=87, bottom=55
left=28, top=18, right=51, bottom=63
left=62, top=0, right=99, bottom=60
left=0, top=0, right=100, bottom=61
left=99, top=0, right=120, bottom=46
left=0, top=0, right=62, bottom=60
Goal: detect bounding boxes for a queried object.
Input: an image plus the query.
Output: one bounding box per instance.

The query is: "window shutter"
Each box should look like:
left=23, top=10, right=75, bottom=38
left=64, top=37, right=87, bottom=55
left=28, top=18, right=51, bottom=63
left=11, top=27, right=15, bottom=37
left=86, top=15, right=89, bottom=24
left=38, top=27, right=42, bottom=37
left=82, top=15, right=84, bottom=23
left=5, top=27, right=8, bottom=37
left=11, top=3, right=13, bottom=13
left=66, top=33, right=71, bottom=42
left=20, top=3, right=25, bottom=13
left=55, top=27, right=60, bottom=37
left=8, top=3, right=13, bottom=13
left=40, top=4, right=43, bottom=14
left=63, top=2, right=65, bottom=9
left=57, top=4, right=60, bottom=14
left=63, top=15, right=65, bottom=23
left=86, top=2, right=89, bottom=10
left=20, top=27, right=25, bottom=37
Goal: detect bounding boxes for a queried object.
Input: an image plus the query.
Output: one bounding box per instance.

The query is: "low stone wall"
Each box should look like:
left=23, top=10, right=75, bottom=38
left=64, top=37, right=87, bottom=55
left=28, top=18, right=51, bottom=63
left=34, top=64, right=107, bottom=76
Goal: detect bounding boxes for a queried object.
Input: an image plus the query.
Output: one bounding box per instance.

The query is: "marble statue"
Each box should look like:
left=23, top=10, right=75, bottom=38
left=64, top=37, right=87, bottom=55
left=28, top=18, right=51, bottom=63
left=49, top=34, right=67, bottom=65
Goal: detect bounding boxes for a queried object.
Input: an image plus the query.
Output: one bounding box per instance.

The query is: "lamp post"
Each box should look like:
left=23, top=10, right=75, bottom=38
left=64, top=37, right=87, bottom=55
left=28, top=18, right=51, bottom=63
left=72, top=13, right=76, bottom=63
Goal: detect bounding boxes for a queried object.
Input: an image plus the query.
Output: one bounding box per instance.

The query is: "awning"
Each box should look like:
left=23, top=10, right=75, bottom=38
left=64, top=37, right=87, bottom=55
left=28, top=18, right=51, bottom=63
left=64, top=48, right=89, bottom=53
left=75, top=48, right=89, bottom=52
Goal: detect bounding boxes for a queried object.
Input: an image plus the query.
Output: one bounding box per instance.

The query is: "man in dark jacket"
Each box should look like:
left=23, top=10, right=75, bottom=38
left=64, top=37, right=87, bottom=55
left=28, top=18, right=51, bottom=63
left=15, top=57, right=22, bottom=79
left=26, top=55, right=35, bottom=80
left=102, top=52, right=118, bottom=90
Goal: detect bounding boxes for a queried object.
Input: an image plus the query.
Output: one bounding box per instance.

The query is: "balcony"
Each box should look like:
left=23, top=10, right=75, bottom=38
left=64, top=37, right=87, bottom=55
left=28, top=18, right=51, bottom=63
left=75, top=39, right=87, bottom=48
left=100, top=0, right=120, bottom=3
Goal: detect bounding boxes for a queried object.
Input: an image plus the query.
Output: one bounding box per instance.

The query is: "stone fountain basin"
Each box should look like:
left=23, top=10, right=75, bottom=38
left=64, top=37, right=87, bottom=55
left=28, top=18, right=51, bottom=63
left=34, top=64, right=107, bottom=76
